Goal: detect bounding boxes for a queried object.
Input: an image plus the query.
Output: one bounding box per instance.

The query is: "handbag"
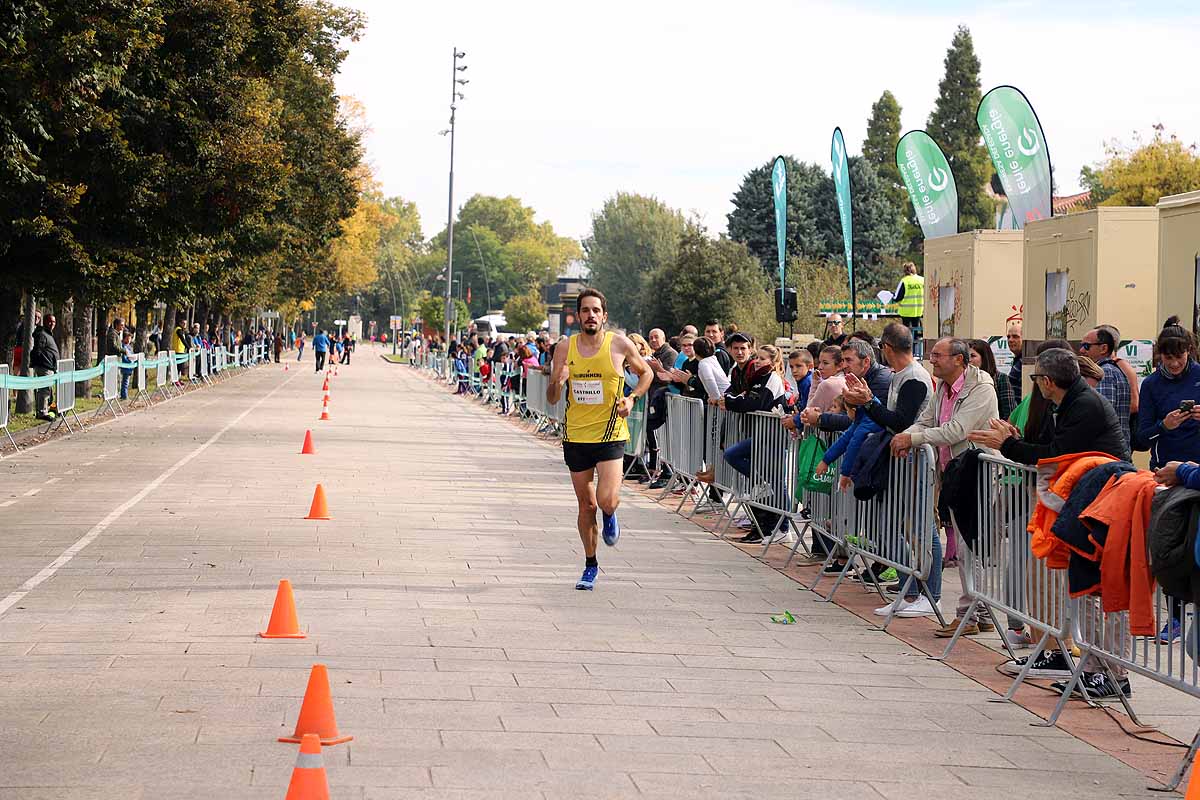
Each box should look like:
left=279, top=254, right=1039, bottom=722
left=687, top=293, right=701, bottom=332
left=796, top=434, right=835, bottom=497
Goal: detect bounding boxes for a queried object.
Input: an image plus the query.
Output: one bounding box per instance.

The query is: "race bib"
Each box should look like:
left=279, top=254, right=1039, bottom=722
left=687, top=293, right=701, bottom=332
left=571, top=379, right=604, bottom=405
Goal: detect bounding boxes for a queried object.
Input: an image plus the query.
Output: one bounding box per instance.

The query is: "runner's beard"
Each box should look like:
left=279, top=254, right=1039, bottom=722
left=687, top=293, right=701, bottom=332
left=582, top=320, right=600, bottom=334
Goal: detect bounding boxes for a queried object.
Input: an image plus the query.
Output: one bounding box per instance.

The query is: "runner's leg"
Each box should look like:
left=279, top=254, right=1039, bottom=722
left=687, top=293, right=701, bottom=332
left=569, top=468, right=599, bottom=557
left=594, top=457, right=622, bottom=518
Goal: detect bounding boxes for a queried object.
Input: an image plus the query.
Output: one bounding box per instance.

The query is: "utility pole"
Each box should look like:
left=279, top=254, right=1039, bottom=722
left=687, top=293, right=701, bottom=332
left=441, top=48, right=468, bottom=347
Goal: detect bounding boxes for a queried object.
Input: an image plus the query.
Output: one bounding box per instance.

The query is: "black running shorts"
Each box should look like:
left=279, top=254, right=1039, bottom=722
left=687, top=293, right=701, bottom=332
left=562, top=441, right=626, bottom=473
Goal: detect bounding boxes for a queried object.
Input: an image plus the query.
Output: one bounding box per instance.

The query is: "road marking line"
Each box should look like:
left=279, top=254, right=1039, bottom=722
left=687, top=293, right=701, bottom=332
left=0, top=500, right=15, bottom=508
left=43, top=478, right=59, bottom=486
left=0, top=371, right=297, bottom=619
left=22, top=488, right=40, bottom=497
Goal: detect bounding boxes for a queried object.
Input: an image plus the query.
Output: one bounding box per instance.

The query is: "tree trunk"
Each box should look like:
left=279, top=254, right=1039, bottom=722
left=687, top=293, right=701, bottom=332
left=15, top=292, right=35, bottom=414
left=163, top=307, right=176, bottom=353
left=134, top=299, right=151, bottom=355
left=73, top=296, right=93, bottom=398
left=56, top=298, right=74, bottom=363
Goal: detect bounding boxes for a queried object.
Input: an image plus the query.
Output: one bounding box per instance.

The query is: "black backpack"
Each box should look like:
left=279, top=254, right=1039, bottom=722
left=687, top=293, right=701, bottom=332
left=1148, top=486, right=1200, bottom=604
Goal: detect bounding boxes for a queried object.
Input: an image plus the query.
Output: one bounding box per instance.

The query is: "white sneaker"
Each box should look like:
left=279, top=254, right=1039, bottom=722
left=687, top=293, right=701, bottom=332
left=894, top=596, right=938, bottom=618
left=873, top=598, right=905, bottom=617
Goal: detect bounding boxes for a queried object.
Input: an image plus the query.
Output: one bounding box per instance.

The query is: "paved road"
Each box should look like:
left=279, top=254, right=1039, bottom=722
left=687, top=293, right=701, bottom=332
left=0, top=350, right=1179, bottom=798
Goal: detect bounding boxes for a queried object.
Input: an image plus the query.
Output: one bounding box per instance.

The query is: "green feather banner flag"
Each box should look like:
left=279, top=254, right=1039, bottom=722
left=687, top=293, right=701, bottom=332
left=830, top=128, right=855, bottom=319
left=771, top=156, right=787, bottom=288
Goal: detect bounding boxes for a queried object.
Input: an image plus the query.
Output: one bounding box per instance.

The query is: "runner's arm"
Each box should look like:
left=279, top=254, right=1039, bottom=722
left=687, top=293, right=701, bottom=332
left=546, top=339, right=569, bottom=405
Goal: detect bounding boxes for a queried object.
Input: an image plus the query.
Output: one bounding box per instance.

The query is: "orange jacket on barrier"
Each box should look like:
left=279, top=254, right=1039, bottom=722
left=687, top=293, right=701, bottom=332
left=1028, top=452, right=1119, bottom=570
left=1078, top=471, right=1159, bottom=636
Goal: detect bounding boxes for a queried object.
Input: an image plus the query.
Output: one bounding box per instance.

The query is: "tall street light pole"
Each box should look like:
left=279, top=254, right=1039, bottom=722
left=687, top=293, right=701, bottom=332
left=441, top=48, right=468, bottom=347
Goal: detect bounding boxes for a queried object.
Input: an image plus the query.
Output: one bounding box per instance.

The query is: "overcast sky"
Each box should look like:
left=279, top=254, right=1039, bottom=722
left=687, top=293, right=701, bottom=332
left=333, top=0, right=1200, bottom=243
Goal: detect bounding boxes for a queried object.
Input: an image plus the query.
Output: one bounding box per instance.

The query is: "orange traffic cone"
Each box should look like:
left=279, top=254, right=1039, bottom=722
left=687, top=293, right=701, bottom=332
left=260, top=579, right=306, bottom=639
left=1184, top=749, right=1200, bottom=800
left=318, top=398, right=330, bottom=421
left=300, top=430, right=316, bottom=455
left=279, top=664, right=353, bottom=745
left=321, top=377, right=329, bottom=391
left=305, top=484, right=330, bottom=520
left=284, top=364, right=289, bottom=372
left=322, top=390, right=330, bottom=404
left=284, top=733, right=330, bottom=800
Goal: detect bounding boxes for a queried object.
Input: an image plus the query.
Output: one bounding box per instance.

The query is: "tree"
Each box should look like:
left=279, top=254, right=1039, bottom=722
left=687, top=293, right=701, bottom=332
left=649, top=222, right=770, bottom=335
left=1081, top=125, right=1200, bottom=207
left=845, top=156, right=905, bottom=293
left=456, top=195, right=537, bottom=243
left=503, top=288, right=547, bottom=332
left=583, top=193, right=685, bottom=330
left=927, top=26, right=994, bottom=232
left=416, top=291, right=469, bottom=333
left=727, top=157, right=837, bottom=275
left=862, top=90, right=906, bottom=213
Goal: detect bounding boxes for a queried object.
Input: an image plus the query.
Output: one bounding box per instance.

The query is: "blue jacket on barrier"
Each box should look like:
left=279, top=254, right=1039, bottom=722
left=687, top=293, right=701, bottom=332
left=820, top=411, right=882, bottom=477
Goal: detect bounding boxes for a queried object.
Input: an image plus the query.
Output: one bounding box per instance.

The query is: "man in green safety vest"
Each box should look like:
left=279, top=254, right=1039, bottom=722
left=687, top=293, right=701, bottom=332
left=894, top=262, right=925, bottom=357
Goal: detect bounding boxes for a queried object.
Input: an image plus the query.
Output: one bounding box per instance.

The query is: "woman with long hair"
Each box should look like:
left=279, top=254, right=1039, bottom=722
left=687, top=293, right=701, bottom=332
left=968, top=339, right=1016, bottom=420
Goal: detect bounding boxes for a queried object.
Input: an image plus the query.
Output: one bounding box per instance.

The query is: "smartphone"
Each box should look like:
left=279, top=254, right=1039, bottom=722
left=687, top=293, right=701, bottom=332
left=1181, top=399, right=1196, bottom=413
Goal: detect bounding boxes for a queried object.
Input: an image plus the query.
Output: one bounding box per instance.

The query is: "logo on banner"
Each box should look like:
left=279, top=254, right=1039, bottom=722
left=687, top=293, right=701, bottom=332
left=1018, top=127, right=1040, bottom=157
left=928, top=167, right=949, bottom=192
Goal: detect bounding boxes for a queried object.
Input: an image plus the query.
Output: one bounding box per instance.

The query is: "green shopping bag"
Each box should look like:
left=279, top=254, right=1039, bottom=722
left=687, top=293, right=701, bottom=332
left=796, top=434, right=835, bottom=497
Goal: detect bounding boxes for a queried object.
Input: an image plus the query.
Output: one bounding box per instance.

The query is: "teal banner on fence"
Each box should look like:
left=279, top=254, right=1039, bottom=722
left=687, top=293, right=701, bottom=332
left=771, top=156, right=787, bottom=287
left=977, top=85, right=1053, bottom=228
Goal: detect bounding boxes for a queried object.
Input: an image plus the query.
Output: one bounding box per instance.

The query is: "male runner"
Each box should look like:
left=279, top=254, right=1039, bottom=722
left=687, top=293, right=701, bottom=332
left=548, top=288, right=652, bottom=590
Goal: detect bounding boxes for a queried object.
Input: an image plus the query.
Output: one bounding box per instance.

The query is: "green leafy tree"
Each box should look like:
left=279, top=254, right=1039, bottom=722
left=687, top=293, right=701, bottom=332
left=1082, top=126, right=1200, bottom=207
left=583, top=193, right=685, bottom=330
left=927, top=26, right=994, bottom=231
left=649, top=222, right=769, bottom=335
left=503, top=288, right=547, bottom=332
left=416, top=290, right=469, bottom=333
left=862, top=90, right=906, bottom=212
left=456, top=195, right=537, bottom=243
left=727, top=157, right=837, bottom=275
left=845, top=156, right=904, bottom=293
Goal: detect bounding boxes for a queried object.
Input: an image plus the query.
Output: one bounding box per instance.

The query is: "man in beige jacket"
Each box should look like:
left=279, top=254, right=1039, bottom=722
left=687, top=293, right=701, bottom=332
left=881, top=337, right=998, bottom=625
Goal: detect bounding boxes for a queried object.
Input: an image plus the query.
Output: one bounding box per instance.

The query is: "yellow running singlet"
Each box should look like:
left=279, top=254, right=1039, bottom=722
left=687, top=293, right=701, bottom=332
left=564, top=332, right=628, bottom=444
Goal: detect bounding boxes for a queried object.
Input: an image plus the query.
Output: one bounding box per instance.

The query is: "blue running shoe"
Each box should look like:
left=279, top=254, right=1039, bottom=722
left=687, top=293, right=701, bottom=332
left=602, top=512, right=620, bottom=546
left=575, top=565, right=598, bottom=590
left=1159, top=618, right=1183, bottom=644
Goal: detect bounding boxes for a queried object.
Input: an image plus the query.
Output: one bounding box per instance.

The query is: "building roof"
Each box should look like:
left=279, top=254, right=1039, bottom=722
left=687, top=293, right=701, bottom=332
left=1052, top=191, right=1092, bottom=214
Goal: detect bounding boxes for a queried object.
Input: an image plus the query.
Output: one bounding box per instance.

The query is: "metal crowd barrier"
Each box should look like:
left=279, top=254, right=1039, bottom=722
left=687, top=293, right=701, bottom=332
left=131, top=353, right=153, bottom=406
left=828, top=442, right=946, bottom=629
left=936, top=454, right=1073, bottom=694
left=1057, top=591, right=1200, bottom=789
left=94, top=355, right=124, bottom=419
left=0, top=365, right=15, bottom=452
left=49, top=358, right=81, bottom=433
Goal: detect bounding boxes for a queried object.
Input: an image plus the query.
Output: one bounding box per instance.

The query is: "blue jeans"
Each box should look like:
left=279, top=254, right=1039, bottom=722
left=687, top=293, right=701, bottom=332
left=723, top=439, right=752, bottom=478
left=120, top=367, right=133, bottom=400
left=901, top=527, right=942, bottom=602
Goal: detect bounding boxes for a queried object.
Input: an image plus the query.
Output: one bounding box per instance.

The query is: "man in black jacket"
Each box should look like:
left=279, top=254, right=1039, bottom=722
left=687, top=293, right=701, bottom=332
left=969, top=348, right=1130, bottom=463
left=30, top=314, right=59, bottom=420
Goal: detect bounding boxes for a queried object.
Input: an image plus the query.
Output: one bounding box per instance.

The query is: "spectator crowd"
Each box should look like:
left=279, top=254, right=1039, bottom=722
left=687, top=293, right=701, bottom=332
left=424, top=309, right=1200, bottom=701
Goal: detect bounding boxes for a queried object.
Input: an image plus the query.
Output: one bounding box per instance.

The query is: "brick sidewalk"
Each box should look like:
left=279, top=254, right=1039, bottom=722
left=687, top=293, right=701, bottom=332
left=0, top=349, right=1178, bottom=798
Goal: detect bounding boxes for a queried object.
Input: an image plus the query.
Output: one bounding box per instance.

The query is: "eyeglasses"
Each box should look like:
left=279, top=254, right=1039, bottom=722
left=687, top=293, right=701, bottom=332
left=1079, top=342, right=1096, bottom=350
left=1029, top=373, right=1048, bottom=380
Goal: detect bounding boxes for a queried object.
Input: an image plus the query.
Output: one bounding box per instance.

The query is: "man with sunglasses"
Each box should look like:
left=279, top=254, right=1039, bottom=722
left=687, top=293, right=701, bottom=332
left=822, top=314, right=848, bottom=348
left=1079, top=327, right=1131, bottom=448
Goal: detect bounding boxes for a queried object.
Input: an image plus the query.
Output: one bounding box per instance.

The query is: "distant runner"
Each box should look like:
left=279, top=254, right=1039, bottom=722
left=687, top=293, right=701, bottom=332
left=548, top=288, right=652, bottom=590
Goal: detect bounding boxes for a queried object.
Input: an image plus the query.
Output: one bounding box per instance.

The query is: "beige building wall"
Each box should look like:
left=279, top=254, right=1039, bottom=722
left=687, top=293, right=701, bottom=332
left=1022, top=207, right=1159, bottom=343
left=922, top=230, right=1023, bottom=343
left=1158, top=190, right=1200, bottom=336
